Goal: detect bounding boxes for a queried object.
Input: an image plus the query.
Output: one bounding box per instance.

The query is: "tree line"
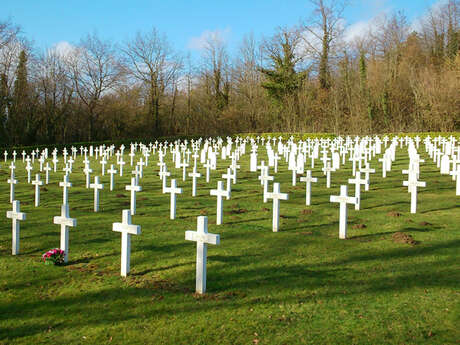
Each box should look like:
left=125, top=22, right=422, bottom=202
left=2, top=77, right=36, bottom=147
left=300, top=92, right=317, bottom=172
left=0, top=0, right=459, bottom=146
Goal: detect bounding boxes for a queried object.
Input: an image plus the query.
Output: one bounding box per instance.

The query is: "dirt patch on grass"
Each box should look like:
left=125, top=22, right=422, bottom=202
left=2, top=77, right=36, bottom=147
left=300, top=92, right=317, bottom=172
left=387, top=211, right=402, bottom=217
left=229, top=208, right=248, bottom=214
left=116, top=193, right=126, bottom=198
left=262, top=207, right=270, bottom=212
left=199, top=209, right=208, bottom=216
left=352, top=224, right=367, bottom=229
left=138, top=197, right=148, bottom=201
left=420, top=221, right=432, bottom=226
left=301, top=209, right=313, bottom=215
left=392, top=232, right=417, bottom=245
left=300, top=231, right=313, bottom=235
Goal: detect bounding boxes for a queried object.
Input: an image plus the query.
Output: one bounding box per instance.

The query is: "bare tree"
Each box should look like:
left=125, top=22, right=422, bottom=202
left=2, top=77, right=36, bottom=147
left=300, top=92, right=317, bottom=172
left=122, top=28, right=182, bottom=135
left=233, top=33, right=265, bottom=129
left=68, top=33, right=123, bottom=140
left=201, top=33, right=230, bottom=112
left=301, top=0, right=348, bottom=89
left=33, top=49, right=74, bottom=142
left=0, top=19, right=20, bottom=50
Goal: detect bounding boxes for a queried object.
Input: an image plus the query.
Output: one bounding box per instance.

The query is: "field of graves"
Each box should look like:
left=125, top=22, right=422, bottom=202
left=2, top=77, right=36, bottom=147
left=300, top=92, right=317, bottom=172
left=0, top=135, right=459, bottom=345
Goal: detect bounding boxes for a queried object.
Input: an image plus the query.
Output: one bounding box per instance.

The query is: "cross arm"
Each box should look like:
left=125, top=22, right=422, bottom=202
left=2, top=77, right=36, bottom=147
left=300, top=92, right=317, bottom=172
left=113, top=223, right=141, bottom=235
left=185, top=231, right=220, bottom=245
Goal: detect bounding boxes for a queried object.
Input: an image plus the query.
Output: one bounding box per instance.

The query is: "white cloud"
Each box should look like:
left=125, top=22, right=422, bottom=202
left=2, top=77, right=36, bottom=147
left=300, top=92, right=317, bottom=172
left=49, top=41, right=76, bottom=57
left=187, top=28, right=231, bottom=51
left=344, top=20, right=373, bottom=43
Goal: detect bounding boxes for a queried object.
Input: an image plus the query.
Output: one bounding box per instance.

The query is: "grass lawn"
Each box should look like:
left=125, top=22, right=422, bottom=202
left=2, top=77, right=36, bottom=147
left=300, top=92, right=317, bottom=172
left=0, top=142, right=459, bottom=344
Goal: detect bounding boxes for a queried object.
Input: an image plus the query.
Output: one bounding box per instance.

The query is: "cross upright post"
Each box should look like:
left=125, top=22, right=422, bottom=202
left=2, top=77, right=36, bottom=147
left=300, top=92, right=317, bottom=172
left=6, top=200, right=26, bottom=255
left=107, top=164, right=118, bottom=191
left=32, top=174, right=43, bottom=207
left=126, top=177, right=142, bottom=215
left=300, top=170, right=318, bottom=206
left=53, top=204, right=77, bottom=263
left=59, top=174, right=72, bottom=205
left=210, top=181, right=230, bottom=225
left=8, top=171, right=17, bottom=203
left=185, top=216, right=220, bottom=294
left=265, top=182, right=289, bottom=232
left=188, top=166, right=201, bottom=197
left=330, top=185, right=358, bottom=239
left=112, top=209, right=141, bottom=277
left=164, top=179, right=182, bottom=220
left=348, top=171, right=369, bottom=210
left=403, top=176, right=426, bottom=213
left=90, top=176, right=104, bottom=212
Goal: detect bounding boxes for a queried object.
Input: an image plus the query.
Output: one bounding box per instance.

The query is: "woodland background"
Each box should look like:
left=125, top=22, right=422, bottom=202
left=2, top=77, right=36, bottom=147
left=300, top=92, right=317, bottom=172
left=0, top=0, right=459, bottom=146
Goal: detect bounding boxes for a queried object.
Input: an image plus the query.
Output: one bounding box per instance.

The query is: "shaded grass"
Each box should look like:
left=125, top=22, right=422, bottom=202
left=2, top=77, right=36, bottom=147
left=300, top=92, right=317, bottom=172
left=0, top=144, right=459, bottom=344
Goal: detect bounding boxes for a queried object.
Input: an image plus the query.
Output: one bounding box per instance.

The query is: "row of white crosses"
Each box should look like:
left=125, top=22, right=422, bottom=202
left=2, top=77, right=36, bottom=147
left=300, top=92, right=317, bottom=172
left=4, top=135, right=458, bottom=293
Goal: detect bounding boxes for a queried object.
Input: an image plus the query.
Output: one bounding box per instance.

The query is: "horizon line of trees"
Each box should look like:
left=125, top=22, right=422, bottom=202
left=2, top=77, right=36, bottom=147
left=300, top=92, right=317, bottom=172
left=1, top=0, right=459, bottom=146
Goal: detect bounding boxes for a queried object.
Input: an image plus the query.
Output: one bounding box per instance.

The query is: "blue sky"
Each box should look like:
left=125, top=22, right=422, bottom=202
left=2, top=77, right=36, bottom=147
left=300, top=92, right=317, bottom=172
left=3, top=0, right=441, bottom=54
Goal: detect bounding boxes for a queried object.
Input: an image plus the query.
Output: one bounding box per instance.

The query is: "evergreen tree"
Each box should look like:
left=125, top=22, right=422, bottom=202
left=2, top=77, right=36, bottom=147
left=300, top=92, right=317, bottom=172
left=359, top=52, right=374, bottom=123
left=260, top=32, right=307, bottom=104
left=10, top=50, right=29, bottom=143
left=0, top=73, right=8, bottom=144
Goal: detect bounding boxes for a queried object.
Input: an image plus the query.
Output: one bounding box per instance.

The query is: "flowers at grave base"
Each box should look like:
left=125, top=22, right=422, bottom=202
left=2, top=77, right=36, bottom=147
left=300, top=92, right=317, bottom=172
left=42, top=248, right=65, bottom=265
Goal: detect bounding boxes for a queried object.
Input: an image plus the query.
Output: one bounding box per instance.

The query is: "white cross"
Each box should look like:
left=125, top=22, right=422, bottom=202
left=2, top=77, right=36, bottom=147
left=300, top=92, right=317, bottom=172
left=322, top=162, right=334, bottom=188
left=107, top=164, right=118, bottom=191
left=164, top=179, right=182, bottom=220
left=452, top=164, right=460, bottom=195
left=185, top=216, right=220, bottom=294
left=273, top=153, right=280, bottom=173
left=378, top=155, right=387, bottom=178
left=188, top=166, right=201, bottom=197
left=291, top=167, right=297, bottom=186
left=330, top=185, right=358, bottom=239
left=100, top=156, right=107, bottom=175
left=52, top=156, right=58, bottom=172
left=137, top=158, right=145, bottom=178
left=265, top=182, right=289, bottom=232
left=25, top=164, right=33, bottom=184
left=9, top=162, right=16, bottom=175
left=118, top=158, right=125, bottom=176
left=210, top=180, right=230, bottom=225
left=222, top=167, right=234, bottom=199
left=180, top=161, right=189, bottom=181
left=360, top=163, right=375, bottom=191
left=159, top=166, right=171, bottom=193
left=90, top=176, right=104, bottom=212
left=7, top=200, right=26, bottom=255
left=44, top=162, right=52, bottom=184
left=300, top=170, right=318, bottom=206
left=403, top=176, right=426, bottom=213
left=126, top=177, right=142, bottom=215
left=348, top=171, right=368, bottom=210
left=129, top=151, right=135, bottom=166
left=59, top=174, right=72, bottom=205
left=32, top=174, right=43, bottom=207
left=83, top=163, right=93, bottom=188
left=203, top=160, right=212, bottom=183
left=258, top=166, right=274, bottom=203
left=53, top=204, right=77, bottom=263
left=8, top=172, right=17, bottom=203
left=113, top=209, right=141, bottom=277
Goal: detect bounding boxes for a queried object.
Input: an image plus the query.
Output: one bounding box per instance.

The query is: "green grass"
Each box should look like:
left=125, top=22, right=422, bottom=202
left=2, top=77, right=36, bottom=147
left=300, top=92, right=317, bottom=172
left=0, top=144, right=459, bottom=344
